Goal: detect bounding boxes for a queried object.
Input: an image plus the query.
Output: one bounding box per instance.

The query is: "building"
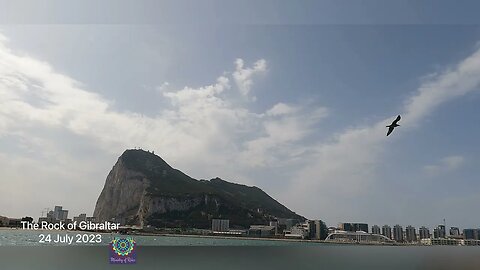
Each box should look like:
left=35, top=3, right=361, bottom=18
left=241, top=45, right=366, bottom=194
left=405, top=225, right=417, bottom=243
left=393, top=225, right=404, bottom=242
left=433, top=225, right=446, bottom=239
left=382, top=225, right=392, bottom=239
left=73, top=214, right=87, bottom=223
left=86, top=216, right=96, bottom=223
left=421, top=238, right=458, bottom=246
left=269, top=221, right=279, bottom=235
left=0, top=216, right=9, bottom=226
left=284, top=224, right=309, bottom=239
left=276, top=218, right=299, bottom=231
left=305, top=220, right=326, bottom=240
left=211, top=219, right=229, bottom=232
left=53, top=206, right=68, bottom=221
left=419, top=226, right=430, bottom=239
left=449, top=227, right=460, bottom=236
left=339, top=223, right=368, bottom=233
left=248, top=225, right=276, bottom=237
left=371, top=225, right=381, bottom=235
left=325, top=231, right=394, bottom=244
left=436, top=224, right=446, bottom=238
left=463, top=229, right=480, bottom=240
left=8, top=218, right=22, bottom=227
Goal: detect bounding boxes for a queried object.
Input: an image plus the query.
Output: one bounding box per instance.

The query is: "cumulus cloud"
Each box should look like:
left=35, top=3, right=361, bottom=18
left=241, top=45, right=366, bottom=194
left=0, top=33, right=322, bottom=217
left=424, top=155, right=465, bottom=176
left=232, top=58, right=267, bottom=99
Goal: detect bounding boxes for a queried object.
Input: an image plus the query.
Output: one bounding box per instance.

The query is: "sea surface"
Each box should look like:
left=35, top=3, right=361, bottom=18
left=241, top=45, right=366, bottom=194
left=1, top=229, right=480, bottom=269
left=0, top=229, right=320, bottom=246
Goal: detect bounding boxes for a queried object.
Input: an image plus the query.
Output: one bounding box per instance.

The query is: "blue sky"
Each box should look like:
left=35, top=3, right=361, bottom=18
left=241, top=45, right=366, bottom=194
left=0, top=1, right=479, bottom=230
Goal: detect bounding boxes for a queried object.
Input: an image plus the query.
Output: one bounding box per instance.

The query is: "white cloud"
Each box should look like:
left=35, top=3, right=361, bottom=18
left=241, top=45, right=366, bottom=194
left=155, top=81, right=170, bottom=92
left=266, top=102, right=297, bottom=116
left=285, top=45, right=480, bottom=221
left=0, top=33, right=322, bottom=217
left=424, top=155, right=465, bottom=176
left=232, top=58, right=267, bottom=99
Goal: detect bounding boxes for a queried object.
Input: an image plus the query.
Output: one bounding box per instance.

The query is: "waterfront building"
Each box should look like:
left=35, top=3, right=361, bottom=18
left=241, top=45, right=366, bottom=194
left=371, top=225, right=380, bottom=235
left=449, top=227, right=460, bottom=236
left=211, top=219, right=229, bottom=232
left=284, top=224, right=308, bottom=239
left=405, top=225, right=417, bottom=243
left=269, top=221, right=279, bottom=235
left=339, top=223, right=368, bottom=233
left=325, top=230, right=394, bottom=244
left=86, top=216, right=96, bottom=223
left=7, top=218, right=22, bottom=227
left=304, top=220, right=326, bottom=240
left=382, top=225, right=392, bottom=239
left=248, top=225, right=276, bottom=237
left=419, top=226, right=430, bottom=239
left=421, top=238, right=480, bottom=246
left=393, top=225, right=404, bottom=242
left=0, top=216, right=9, bottom=226
left=437, top=224, right=446, bottom=238
left=463, top=229, right=480, bottom=240
left=73, top=214, right=87, bottom=223
left=276, top=218, right=299, bottom=231
left=52, top=206, right=68, bottom=221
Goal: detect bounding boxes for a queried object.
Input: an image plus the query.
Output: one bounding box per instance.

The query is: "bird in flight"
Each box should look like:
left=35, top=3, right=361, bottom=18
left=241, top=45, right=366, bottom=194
left=386, top=115, right=401, bottom=136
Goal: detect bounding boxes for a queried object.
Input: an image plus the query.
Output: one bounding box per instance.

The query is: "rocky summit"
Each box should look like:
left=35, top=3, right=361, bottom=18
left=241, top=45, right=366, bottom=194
left=93, top=149, right=304, bottom=228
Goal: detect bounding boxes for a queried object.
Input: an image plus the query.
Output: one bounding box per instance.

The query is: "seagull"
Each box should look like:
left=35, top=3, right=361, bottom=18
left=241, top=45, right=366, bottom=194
left=386, top=115, right=401, bottom=136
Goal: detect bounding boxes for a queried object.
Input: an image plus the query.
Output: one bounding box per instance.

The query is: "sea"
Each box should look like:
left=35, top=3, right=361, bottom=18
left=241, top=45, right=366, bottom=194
left=0, top=229, right=317, bottom=246
left=1, top=229, right=479, bottom=269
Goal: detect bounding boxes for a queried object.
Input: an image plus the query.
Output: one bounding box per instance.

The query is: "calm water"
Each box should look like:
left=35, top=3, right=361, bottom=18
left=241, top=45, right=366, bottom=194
left=2, top=229, right=480, bottom=269
left=0, top=229, right=321, bottom=246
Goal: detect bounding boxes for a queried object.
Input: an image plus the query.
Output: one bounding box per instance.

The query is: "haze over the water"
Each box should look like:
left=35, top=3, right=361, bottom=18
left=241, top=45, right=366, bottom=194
left=0, top=1, right=479, bottom=229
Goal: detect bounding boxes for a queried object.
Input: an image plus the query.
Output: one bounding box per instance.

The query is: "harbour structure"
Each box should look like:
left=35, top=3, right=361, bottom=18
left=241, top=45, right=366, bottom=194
left=325, top=230, right=394, bottom=244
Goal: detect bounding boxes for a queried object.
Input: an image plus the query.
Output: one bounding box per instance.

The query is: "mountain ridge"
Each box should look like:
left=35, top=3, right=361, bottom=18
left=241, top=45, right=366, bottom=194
left=93, top=149, right=304, bottom=228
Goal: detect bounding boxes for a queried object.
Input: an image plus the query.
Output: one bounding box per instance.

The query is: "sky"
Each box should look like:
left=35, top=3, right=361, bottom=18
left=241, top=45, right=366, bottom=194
left=1, top=1, right=480, bottom=230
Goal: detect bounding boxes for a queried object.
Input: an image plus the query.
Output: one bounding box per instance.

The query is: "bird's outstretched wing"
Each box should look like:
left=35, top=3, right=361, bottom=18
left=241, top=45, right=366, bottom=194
left=386, top=126, right=394, bottom=136
left=393, top=115, right=401, bottom=124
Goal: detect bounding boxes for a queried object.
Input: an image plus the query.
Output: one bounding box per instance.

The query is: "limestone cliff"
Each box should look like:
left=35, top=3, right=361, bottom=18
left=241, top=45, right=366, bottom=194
left=93, top=149, right=304, bottom=228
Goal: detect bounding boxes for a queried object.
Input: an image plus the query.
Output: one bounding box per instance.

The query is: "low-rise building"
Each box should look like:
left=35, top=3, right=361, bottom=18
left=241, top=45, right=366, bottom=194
left=0, top=216, right=9, bottom=226
left=248, top=225, right=276, bottom=237
left=325, top=230, right=394, bottom=244
left=284, top=224, right=308, bottom=239
left=73, top=214, right=87, bottom=223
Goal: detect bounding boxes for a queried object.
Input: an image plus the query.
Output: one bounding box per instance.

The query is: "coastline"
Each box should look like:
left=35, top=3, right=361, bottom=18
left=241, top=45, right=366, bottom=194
left=129, top=232, right=405, bottom=246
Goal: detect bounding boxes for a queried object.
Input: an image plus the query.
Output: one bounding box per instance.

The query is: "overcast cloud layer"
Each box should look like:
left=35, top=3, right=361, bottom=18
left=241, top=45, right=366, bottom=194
left=0, top=27, right=479, bottom=229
